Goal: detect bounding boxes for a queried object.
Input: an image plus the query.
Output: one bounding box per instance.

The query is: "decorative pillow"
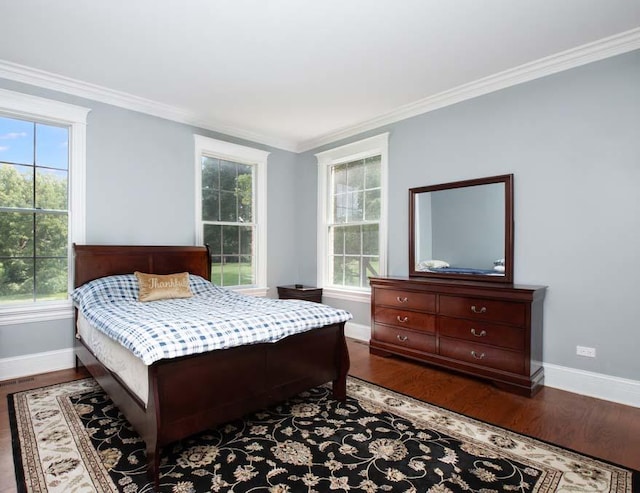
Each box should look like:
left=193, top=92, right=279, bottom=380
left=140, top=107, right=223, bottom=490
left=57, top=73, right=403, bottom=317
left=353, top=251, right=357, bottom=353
left=134, top=271, right=193, bottom=302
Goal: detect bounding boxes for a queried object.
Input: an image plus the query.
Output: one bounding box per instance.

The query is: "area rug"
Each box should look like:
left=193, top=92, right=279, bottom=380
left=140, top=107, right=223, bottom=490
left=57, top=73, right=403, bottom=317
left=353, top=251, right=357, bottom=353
left=9, top=377, right=638, bottom=493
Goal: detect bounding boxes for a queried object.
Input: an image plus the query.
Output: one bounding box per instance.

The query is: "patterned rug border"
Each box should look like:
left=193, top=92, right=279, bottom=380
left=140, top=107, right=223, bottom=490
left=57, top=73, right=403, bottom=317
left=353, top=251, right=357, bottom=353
left=349, top=375, right=640, bottom=478
left=8, top=379, right=93, bottom=493
left=7, top=376, right=640, bottom=493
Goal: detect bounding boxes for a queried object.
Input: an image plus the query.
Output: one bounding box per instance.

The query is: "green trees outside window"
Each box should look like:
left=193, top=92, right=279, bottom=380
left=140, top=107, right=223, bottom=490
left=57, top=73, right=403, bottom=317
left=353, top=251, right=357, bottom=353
left=201, top=156, right=255, bottom=287
left=0, top=116, right=69, bottom=303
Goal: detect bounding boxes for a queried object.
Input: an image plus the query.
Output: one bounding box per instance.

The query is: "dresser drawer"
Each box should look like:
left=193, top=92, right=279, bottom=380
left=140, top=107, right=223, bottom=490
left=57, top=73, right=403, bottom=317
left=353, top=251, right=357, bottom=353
left=438, top=317, right=524, bottom=350
left=439, top=295, right=525, bottom=326
left=373, top=324, right=436, bottom=353
left=374, top=288, right=436, bottom=312
left=439, top=337, right=524, bottom=374
left=374, top=307, right=435, bottom=333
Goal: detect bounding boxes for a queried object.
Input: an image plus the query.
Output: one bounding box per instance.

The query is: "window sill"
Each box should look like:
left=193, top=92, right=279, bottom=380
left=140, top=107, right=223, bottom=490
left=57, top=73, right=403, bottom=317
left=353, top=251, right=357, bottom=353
left=321, top=287, right=371, bottom=303
left=0, top=301, right=74, bottom=326
left=231, top=286, right=270, bottom=298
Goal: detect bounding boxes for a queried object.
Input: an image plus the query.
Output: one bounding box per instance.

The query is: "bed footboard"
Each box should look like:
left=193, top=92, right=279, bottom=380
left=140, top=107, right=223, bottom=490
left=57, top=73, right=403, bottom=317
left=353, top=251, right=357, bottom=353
left=76, top=322, right=349, bottom=490
left=152, top=322, right=348, bottom=444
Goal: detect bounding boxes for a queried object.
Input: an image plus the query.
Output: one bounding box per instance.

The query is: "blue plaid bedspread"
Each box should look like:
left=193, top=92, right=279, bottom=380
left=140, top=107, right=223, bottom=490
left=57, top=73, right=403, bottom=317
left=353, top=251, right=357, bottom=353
left=72, top=274, right=352, bottom=365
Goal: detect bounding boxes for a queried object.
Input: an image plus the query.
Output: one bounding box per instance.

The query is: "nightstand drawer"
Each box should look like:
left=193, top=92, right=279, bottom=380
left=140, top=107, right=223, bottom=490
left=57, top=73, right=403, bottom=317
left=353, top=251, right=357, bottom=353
left=374, top=289, right=435, bottom=312
left=439, top=317, right=524, bottom=350
left=374, top=306, right=435, bottom=333
left=373, top=324, right=436, bottom=353
left=439, top=295, right=525, bottom=326
left=439, top=337, right=524, bottom=374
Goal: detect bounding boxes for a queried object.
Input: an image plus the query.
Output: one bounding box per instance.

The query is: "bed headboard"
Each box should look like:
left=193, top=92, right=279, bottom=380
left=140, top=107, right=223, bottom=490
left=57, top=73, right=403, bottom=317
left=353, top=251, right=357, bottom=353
left=73, top=244, right=212, bottom=287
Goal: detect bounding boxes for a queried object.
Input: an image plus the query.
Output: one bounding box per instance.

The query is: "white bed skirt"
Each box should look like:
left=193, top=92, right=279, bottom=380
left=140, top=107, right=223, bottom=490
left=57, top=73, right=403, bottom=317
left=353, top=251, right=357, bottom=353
left=77, top=313, right=149, bottom=405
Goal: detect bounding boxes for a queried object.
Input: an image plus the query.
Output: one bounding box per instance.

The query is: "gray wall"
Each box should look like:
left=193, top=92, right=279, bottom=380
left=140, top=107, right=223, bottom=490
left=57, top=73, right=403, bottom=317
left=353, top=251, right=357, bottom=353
left=0, top=79, right=299, bottom=359
left=2, top=50, right=639, bottom=383
left=297, top=50, right=640, bottom=381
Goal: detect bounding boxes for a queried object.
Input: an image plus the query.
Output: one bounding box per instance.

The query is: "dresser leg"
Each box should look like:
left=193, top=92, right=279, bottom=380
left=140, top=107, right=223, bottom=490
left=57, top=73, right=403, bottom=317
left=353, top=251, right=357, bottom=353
left=492, top=379, right=543, bottom=397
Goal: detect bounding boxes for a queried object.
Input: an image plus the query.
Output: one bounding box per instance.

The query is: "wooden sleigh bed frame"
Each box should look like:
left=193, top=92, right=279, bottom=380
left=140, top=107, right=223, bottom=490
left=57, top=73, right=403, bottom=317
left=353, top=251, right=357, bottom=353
left=73, top=244, right=350, bottom=490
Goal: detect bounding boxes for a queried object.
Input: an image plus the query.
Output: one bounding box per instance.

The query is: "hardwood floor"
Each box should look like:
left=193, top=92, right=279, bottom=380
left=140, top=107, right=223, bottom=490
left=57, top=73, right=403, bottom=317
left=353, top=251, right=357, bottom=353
left=1, top=339, right=639, bottom=492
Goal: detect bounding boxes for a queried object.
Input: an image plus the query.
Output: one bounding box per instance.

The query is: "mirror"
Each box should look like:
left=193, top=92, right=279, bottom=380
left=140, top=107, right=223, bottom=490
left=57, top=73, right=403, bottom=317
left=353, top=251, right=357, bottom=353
left=409, top=174, right=513, bottom=283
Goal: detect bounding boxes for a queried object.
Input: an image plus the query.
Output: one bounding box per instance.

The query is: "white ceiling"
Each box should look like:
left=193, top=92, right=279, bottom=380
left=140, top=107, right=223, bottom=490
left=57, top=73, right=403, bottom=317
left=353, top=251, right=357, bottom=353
left=1, top=1, right=639, bottom=152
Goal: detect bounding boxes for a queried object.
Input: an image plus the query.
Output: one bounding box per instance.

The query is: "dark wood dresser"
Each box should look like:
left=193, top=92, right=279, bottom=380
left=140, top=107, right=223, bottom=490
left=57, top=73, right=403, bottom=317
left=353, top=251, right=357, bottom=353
left=370, top=276, right=546, bottom=396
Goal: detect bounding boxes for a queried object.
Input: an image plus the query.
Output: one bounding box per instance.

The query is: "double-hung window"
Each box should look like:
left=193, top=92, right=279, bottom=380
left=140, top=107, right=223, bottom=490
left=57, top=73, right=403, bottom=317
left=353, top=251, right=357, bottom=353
left=0, top=89, right=89, bottom=323
left=316, top=133, right=388, bottom=300
left=195, top=136, right=268, bottom=295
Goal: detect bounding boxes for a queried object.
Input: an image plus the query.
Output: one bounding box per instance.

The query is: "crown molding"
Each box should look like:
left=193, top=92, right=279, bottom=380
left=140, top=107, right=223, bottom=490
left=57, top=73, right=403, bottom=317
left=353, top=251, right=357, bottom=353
left=297, top=27, right=640, bottom=152
left=1, top=27, right=638, bottom=154
left=0, top=59, right=298, bottom=152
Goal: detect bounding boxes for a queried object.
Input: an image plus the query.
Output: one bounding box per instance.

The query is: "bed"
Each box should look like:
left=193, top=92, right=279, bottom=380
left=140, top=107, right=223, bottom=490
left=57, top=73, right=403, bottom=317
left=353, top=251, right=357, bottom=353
left=72, top=244, right=350, bottom=489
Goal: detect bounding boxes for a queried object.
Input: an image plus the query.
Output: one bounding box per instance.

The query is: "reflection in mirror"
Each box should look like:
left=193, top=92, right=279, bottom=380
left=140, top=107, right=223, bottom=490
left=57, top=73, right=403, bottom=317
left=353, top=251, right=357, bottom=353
left=415, top=183, right=505, bottom=274
left=409, top=174, right=513, bottom=283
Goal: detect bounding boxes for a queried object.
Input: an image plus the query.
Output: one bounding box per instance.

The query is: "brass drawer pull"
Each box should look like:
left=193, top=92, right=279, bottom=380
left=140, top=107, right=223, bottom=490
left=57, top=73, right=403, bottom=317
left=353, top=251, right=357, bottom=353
left=396, top=296, right=408, bottom=303
left=470, top=328, right=487, bottom=337
left=471, top=350, right=486, bottom=360
left=471, top=305, right=487, bottom=314
left=397, top=334, right=408, bottom=342
left=397, top=315, right=409, bottom=323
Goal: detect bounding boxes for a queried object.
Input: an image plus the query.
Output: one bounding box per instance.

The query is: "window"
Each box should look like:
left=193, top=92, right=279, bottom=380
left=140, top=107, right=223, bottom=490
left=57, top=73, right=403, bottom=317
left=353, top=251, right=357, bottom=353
left=316, top=133, right=388, bottom=300
left=195, top=136, right=268, bottom=295
left=0, top=88, right=89, bottom=323
left=0, top=117, right=68, bottom=302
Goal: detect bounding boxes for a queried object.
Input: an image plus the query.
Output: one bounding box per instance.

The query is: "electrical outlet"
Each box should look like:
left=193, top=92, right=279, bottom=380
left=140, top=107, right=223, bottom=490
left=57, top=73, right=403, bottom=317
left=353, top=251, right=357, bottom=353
left=576, top=345, right=596, bottom=357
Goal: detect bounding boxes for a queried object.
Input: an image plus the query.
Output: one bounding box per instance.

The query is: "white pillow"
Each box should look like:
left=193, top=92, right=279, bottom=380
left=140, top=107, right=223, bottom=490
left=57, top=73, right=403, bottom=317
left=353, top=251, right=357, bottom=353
left=417, top=260, right=450, bottom=271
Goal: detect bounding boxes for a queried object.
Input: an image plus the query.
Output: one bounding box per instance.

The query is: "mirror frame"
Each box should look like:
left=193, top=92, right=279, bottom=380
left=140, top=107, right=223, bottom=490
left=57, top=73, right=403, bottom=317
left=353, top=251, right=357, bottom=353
left=409, top=174, right=514, bottom=283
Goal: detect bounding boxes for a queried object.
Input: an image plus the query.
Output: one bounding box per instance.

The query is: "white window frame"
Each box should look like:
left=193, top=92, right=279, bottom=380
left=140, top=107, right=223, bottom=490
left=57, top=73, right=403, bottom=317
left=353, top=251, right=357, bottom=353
left=194, top=135, right=269, bottom=297
left=316, top=133, right=389, bottom=302
left=0, top=88, right=90, bottom=325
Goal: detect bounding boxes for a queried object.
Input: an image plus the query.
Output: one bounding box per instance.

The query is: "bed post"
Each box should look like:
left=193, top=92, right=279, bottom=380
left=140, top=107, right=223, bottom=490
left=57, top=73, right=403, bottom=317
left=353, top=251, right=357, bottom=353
left=333, top=322, right=350, bottom=402
left=145, top=438, right=160, bottom=491
left=203, top=243, right=212, bottom=280
left=145, top=366, right=161, bottom=490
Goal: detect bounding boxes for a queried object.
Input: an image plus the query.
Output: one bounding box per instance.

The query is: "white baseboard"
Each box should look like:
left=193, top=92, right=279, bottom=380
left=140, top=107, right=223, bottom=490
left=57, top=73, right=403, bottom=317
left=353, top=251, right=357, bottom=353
left=0, top=348, right=75, bottom=382
left=543, top=363, right=640, bottom=408
left=345, top=322, right=371, bottom=342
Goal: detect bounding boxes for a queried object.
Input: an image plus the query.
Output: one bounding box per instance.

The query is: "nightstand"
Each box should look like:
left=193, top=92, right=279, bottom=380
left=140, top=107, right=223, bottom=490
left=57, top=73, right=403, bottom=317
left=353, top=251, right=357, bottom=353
left=277, top=284, right=323, bottom=303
